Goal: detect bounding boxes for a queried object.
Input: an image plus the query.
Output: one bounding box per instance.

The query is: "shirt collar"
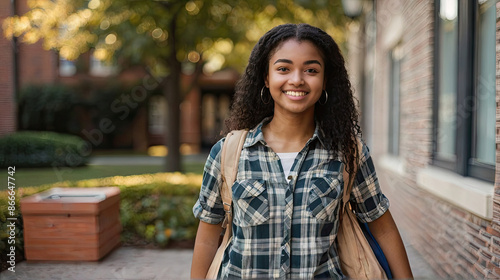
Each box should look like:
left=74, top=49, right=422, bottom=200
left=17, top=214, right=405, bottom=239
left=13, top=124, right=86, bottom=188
left=243, top=117, right=327, bottom=149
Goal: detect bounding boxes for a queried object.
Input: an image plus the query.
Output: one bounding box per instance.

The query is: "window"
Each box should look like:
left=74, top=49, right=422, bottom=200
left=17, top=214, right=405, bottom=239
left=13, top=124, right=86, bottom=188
left=148, top=95, right=166, bottom=134
left=59, top=58, right=77, bottom=77
left=435, top=0, right=458, bottom=162
left=388, top=46, right=402, bottom=156
left=58, top=25, right=77, bottom=77
left=433, top=0, right=496, bottom=182
left=201, top=91, right=231, bottom=148
left=472, top=0, right=496, bottom=167
left=89, top=52, right=118, bottom=77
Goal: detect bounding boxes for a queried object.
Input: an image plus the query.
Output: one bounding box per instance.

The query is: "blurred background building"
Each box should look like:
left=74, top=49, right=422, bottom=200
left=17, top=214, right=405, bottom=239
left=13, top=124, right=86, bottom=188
left=346, top=0, right=499, bottom=278
left=0, top=0, right=239, bottom=153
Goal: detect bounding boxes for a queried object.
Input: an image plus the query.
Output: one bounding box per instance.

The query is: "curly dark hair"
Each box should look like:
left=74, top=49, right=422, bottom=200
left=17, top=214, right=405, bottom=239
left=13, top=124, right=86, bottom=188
left=224, top=23, right=361, bottom=175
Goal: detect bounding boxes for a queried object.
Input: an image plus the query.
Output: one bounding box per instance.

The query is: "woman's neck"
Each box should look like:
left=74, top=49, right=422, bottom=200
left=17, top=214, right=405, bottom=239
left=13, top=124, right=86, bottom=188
left=262, top=113, right=315, bottom=153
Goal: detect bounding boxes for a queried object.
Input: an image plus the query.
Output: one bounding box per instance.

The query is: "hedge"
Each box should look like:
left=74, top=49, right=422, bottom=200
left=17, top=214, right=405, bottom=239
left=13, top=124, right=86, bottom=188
left=0, top=131, right=90, bottom=168
left=0, top=172, right=202, bottom=272
left=18, top=84, right=77, bottom=133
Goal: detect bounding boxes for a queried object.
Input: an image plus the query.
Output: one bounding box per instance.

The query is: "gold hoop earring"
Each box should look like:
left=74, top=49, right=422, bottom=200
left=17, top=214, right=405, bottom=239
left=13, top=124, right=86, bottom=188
left=261, top=86, right=271, bottom=105
left=319, top=90, right=328, bottom=105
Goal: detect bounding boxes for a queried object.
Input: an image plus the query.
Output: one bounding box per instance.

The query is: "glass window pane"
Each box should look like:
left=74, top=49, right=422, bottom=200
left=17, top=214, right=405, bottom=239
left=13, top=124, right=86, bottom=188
left=437, top=0, right=458, bottom=160
left=475, top=0, right=496, bottom=165
left=59, top=58, right=77, bottom=77
left=90, top=52, right=118, bottom=77
left=389, top=48, right=401, bottom=156
left=148, top=95, right=166, bottom=134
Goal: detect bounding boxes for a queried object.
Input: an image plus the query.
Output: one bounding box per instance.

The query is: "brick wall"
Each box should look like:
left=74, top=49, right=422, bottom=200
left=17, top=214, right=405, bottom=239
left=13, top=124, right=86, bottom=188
left=16, top=0, right=58, bottom=86
left=0, top=0, right=58, bottom=137
left=494, top=0, right=500, bottom=232
left=0, top=1, right=16, bottom=136
left=368, top=0, right=500, bottom=278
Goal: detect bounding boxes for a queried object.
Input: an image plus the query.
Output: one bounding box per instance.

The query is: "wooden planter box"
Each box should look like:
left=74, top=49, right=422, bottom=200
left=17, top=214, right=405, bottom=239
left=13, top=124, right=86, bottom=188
left=20, top=187, right=122, bottom=261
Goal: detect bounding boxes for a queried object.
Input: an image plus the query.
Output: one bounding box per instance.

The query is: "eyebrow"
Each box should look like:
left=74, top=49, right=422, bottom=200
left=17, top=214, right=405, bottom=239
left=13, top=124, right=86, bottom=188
left=273, top=59, right=322, bottom=66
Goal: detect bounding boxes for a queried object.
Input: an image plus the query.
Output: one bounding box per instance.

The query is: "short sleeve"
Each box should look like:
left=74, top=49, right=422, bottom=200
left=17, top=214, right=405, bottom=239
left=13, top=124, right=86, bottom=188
left=193, top=139, right=225, bottom=225
left=349, top=140, right=390, bottom=223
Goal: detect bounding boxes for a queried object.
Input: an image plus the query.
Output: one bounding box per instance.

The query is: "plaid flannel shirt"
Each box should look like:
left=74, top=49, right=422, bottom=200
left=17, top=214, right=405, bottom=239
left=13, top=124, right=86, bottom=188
left=193, top=118, right=390, bottom=279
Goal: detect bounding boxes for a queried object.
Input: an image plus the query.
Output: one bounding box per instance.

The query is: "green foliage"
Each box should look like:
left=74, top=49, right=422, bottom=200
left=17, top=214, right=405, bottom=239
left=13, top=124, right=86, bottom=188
left=120, top=193, right=199, bottom=246
left=0, top=172, right=203, bottom=271
left=3, top=0, right=347, bottom=73
left=18, top=84, right=79, bottom=133
left=0, top=131, right=90, bottom=168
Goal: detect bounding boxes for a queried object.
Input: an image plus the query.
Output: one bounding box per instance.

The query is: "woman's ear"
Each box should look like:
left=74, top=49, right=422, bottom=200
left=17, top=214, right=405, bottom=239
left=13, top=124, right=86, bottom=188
left=265, top=75, right=269, bottom=88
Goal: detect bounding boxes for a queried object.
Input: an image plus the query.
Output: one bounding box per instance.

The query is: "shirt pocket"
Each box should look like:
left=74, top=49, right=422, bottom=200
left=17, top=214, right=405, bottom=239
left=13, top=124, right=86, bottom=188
left=232, top=179, right=270, bottom=227
left=307, top=177, right=341, bottom=223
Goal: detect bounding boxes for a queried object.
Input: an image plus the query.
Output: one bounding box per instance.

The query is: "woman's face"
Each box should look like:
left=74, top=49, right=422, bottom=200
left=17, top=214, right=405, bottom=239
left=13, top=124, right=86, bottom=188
left=265, top=39, right=325, bottom=117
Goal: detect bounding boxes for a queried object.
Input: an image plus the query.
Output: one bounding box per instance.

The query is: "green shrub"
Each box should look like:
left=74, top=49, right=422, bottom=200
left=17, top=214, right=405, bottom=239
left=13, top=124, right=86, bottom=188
left=18, top=84, right=78, bottom=133
left=0, top=131, right=90, bottom=168
left=0, top=172, right=202, bottom=271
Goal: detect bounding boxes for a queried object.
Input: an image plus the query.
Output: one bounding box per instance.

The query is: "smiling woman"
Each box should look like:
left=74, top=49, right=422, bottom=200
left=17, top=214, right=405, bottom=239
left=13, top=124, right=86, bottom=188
left=191, top=23, right=413, bottom=280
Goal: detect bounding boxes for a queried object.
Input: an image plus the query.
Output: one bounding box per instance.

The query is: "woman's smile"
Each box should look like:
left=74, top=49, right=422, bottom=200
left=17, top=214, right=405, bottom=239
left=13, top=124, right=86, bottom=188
left=283, top=90, right=309, bottom=97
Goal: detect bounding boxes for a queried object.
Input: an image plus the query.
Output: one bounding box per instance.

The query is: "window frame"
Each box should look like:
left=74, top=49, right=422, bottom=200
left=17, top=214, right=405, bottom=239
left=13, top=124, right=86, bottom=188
left=432, top=0, right=495, bottom=182
left=469, top=0, right=496, bottom=181
left=388, top=46, right=402, bottom=156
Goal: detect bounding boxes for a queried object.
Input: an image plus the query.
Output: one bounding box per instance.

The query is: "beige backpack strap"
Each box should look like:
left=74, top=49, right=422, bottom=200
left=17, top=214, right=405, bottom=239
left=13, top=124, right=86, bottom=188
left=342, top=138, right=363, bottom=211
left=219, top=129, right=248, bottom=228
left=206, top=129, right=248, bottom=279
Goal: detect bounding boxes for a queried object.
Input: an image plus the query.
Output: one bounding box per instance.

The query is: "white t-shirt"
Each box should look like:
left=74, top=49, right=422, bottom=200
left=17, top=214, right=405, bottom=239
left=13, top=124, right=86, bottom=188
left=277, top=152, right=299, bottom=182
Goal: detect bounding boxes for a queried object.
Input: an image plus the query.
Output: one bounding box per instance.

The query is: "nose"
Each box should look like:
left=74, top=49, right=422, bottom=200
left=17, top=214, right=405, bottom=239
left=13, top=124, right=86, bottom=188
left=288, top=70, right=304, bottom=86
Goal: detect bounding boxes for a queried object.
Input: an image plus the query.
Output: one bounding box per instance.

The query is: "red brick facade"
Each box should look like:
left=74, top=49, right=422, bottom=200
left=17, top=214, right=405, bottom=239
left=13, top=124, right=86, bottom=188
left=348, top=0, right=500, bottom=277
left=16, top=0, right=59, bottom=86
left=0, top=1, right=17, bottom=136
left=0, top=0, right=59, bottom=137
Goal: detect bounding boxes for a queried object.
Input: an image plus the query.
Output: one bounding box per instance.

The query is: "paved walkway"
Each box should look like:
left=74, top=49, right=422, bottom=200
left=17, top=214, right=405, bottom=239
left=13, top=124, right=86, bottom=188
left=1, top=248, right=193, bottom=280
left=0, top=155, right=439, bottom=279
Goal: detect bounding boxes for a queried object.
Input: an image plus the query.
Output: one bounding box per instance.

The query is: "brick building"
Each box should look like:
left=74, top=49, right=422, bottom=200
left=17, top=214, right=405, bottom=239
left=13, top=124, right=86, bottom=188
left=0, top=1, right=19, bottom=136
left=0, top=0, right=237, bottom=152
left=347, top=0, right=500, bottom=277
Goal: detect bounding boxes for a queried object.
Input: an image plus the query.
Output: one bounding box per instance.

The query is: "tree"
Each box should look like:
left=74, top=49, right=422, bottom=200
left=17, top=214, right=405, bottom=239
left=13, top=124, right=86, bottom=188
left=3, top=0, right=346, bottom=172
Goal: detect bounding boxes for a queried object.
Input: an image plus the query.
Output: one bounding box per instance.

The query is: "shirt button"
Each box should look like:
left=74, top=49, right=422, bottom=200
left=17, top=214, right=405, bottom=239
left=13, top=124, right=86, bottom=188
left=287, top=175, right=293, bottom=180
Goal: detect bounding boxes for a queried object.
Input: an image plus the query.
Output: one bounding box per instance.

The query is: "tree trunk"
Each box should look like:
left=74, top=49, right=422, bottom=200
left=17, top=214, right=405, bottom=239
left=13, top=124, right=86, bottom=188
left=163, top=13, right=182, bottom=172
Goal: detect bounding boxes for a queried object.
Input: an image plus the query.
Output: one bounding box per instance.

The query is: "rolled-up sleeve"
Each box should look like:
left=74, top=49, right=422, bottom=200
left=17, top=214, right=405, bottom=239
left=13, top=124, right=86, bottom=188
left=193, top=139, right=225, bottom=225
left=349, top=140, right=390, bottom=223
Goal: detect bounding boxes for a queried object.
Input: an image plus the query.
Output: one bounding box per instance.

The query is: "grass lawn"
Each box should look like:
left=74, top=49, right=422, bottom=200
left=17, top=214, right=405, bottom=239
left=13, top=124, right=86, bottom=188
left=0, top=162, right=205, bottom=190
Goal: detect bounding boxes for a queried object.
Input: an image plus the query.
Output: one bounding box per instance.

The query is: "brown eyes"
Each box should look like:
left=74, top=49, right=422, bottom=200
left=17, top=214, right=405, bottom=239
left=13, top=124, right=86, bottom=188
left=275, top=67, right=319, bottom=74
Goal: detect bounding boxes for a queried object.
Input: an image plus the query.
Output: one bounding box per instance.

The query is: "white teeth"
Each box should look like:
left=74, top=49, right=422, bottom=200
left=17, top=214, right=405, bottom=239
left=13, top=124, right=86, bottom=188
left=283, top=91, right=307, bottom=97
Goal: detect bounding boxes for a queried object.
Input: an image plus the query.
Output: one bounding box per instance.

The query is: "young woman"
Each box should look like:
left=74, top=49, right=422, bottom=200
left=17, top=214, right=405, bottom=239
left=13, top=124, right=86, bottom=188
left=191, top=23, right=412, bottom=279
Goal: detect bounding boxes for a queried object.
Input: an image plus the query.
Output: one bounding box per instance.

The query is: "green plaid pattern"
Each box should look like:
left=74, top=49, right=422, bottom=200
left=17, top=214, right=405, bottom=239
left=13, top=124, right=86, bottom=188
left=193, top=118, right=389, bottom=279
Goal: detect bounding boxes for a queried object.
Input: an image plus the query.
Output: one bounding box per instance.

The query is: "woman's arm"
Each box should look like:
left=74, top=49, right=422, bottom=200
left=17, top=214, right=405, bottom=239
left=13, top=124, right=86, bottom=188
left=191, top=220, right=224, bottom=279
left=367, top=210, right=413, bottom=279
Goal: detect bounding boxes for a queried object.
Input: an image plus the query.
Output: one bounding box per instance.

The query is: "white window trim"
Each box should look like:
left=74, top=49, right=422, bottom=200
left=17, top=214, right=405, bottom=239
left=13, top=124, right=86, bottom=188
left=416, top=166, right=494, bottom=220
left=378, top=154, right=406, bottom=177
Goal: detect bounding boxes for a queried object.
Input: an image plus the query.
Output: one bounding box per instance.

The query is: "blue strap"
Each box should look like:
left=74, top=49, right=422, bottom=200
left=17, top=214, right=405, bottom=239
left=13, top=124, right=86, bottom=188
left=359, top=221, right=393, bottom=279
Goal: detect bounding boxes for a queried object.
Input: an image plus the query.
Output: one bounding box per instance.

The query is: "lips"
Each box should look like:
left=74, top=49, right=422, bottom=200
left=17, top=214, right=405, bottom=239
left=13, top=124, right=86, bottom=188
left=283, top=90, right=309, bottom=97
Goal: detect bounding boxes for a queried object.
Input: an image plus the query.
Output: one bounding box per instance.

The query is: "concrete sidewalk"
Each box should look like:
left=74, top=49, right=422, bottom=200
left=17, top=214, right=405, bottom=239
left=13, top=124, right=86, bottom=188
left=1, top=248, right=193, bottom=280
left=1, top=242, right=437, bottom=280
